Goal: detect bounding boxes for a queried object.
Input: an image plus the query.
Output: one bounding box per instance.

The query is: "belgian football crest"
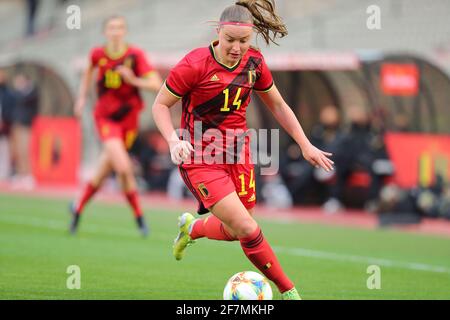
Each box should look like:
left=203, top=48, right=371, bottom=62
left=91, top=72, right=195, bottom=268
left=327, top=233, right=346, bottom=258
left=198, top=183, right=210, bottom=199
left=98, top=57, right=107, bottom=67
left=248, top=68, right=256, bottom=86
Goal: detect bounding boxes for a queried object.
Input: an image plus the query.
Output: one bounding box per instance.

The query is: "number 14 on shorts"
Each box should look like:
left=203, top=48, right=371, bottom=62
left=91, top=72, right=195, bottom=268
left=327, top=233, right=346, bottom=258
left=238, top=169, right=255, bottom=196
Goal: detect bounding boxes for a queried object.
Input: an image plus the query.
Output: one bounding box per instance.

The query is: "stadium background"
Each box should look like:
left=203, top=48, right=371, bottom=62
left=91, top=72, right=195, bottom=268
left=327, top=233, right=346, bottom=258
left=0, top=0, right=450, bottom=300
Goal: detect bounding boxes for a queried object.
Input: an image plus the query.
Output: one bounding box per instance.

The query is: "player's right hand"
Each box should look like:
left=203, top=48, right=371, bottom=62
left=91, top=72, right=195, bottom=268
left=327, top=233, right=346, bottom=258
left=169, top=140, right=194, bottom=165
left=74, top=98, right=85, bottom=119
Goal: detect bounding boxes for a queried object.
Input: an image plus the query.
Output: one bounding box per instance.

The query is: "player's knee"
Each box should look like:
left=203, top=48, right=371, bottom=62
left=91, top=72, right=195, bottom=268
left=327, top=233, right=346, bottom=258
left=111, top=157, right=132, bottom=177
left=115, top=163, right=132, bottom=178
left=90, top=178, right=102, bottom=189
left=231, top=218, right=258, bottom=238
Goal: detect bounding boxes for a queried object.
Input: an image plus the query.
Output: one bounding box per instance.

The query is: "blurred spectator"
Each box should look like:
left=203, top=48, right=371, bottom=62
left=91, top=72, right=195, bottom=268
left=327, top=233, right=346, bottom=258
left=131, top=130, right=173, bottom=191
left=281, top=105, right=343, bottom=204
left=261, top=174, right=293, bottom=208
left=47, top=0, right=71, bottom=34
left=413, top=174, right=450, bottom=219
left=378, top=174, right=450, bottom=221
left=323, top=106, right=394, bottom=213
left=377, top=184, right=417, bottom=216
left=392, top=112, right=411, bottom=132
left=0, top=70, right=15, bottom=180
left=25, top=0, right=40, bottom=37
left=10, top=72, right=39, bottom=189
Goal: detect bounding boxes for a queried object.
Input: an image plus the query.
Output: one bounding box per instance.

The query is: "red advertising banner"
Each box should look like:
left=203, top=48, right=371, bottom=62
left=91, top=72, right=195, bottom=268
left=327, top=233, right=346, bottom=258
left=384, top=132, right=450, bottom=188
left=381, top=63, right=419, bottom=96
left=30, top=117, right=81, bottom=186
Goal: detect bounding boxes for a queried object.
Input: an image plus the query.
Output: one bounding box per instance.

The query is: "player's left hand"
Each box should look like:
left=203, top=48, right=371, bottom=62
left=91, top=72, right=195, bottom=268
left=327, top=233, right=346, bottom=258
left=116, top=66, right=136, bottom=84
left=301, top=143, right=334, bottom=172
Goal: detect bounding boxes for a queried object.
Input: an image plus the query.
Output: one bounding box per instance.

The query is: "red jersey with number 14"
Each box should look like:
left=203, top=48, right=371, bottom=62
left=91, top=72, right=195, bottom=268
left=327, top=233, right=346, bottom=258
left=165, top=40, right=274, bottom=156
left=90, top=45, right=154, bottom=121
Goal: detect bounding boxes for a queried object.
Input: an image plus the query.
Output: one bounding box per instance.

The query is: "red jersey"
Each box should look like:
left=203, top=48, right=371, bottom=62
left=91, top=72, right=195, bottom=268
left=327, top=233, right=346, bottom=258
left=90, top=45, right=154, bottom=121
left=165, top=40, right=273, bottom=162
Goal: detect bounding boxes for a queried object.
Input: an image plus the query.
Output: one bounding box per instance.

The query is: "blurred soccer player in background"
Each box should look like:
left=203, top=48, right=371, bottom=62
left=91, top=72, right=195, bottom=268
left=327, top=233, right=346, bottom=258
left=152, top=0, right=333, bottom=299
left=10, top=72, right=39, bottom=190
left=70, top=15, right=162, bottom=236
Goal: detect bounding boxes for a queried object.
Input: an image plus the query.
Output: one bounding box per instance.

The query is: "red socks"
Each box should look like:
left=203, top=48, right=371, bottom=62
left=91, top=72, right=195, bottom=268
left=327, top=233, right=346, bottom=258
left=239, top=227, right=294, bottom=293
left=190, top=215, right=295, bottom=293
left=125, top=190, right=143, bottom=218
left=75, top=183, right=98, bottom=214
left=75, top=184, right=142, bottom=219
left=190, top=215, right=236, bottom=241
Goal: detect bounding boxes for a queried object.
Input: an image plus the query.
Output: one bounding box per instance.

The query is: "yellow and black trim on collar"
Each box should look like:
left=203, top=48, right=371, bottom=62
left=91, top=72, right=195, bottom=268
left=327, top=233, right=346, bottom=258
left=209, top=40, right=241, bottom=72
left=104, top=44, right=129, bottom=60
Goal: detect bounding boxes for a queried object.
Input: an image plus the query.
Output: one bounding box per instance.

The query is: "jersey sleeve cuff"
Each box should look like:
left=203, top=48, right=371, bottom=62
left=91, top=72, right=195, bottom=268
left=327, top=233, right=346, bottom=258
left=253, top=82, right=274, bottom=93
left=142, top=70, right=157, bottom=78
left=165, top=81, right=183, bottom=99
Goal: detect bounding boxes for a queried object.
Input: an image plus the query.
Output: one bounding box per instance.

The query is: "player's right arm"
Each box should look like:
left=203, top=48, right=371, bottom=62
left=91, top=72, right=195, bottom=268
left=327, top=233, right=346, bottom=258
left=74, top=48, right=101, bottom=118
left=152, top=85, right=193, bottom=165
left=152, top=53, right=199, bottom=165
left=152, top=85, right=179, bottom=142
left=74, top=63, right=95, bottom=118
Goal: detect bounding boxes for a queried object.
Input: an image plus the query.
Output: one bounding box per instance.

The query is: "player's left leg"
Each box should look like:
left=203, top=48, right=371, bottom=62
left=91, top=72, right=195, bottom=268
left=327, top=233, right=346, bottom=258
left=105, top=134, right=148, bottom=237
left=211, top=192, right=300, bottom=299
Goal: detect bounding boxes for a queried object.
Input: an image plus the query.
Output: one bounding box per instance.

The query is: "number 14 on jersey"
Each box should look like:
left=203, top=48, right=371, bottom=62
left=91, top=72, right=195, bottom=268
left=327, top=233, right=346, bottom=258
left=220, top=87, right=242, bottom=112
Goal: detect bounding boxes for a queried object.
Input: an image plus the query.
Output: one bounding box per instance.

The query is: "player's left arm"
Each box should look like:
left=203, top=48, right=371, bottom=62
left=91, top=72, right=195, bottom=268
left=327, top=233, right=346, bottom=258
left=256, top=85, right=334, bottom=172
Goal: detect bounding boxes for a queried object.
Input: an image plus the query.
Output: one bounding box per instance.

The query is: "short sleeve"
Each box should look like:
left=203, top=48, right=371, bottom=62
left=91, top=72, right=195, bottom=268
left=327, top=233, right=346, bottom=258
left=89, top=48, right=102, bottom=67
left=135, top=49, right=155, bottom=77
left=165, top=54, right=197, bottom=99
left=253, top=56, right=274, bottom=92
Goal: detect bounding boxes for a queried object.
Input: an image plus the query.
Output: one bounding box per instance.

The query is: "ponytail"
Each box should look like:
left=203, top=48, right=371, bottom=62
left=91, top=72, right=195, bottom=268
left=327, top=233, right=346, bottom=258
left=230, top=0, right=287, bottom=45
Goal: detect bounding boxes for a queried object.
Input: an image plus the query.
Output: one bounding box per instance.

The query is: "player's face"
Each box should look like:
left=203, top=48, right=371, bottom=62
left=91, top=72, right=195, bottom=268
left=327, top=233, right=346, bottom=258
left=104, top=18, right=127, bottom=44
left=218, top=25, right=253, bottom=65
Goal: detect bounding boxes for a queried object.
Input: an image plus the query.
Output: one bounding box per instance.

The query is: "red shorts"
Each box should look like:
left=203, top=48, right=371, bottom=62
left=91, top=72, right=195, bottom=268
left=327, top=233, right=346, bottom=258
left=179, top=162, right=256, bottom=213
left=94, top=116, right=138, bottom=150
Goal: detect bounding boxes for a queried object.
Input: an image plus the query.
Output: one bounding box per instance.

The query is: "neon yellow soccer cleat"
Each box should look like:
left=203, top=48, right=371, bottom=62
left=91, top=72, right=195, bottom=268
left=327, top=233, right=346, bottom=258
left=282, top=287, right=302, bottom=300
left=173, top=212, right=196, bottom=261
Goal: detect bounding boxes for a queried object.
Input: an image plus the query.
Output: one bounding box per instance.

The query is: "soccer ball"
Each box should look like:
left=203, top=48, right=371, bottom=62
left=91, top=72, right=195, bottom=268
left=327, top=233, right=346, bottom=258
left=223, top=271, right=273, bottom=300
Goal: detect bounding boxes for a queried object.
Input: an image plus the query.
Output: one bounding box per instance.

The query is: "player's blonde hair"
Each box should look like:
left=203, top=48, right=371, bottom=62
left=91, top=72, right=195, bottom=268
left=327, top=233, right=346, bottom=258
left=220, top=0, right=288, bottom=45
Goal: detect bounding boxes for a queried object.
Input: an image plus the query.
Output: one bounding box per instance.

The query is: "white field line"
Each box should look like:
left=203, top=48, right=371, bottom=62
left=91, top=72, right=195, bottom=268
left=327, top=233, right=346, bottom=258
left=273, top=246, right=450, bottom=275
left=1, top=214, right=450, bottom=275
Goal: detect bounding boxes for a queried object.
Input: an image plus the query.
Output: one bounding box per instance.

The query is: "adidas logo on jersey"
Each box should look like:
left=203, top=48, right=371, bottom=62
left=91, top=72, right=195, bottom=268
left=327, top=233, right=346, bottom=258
left=210, top=74, right=220, bottom=82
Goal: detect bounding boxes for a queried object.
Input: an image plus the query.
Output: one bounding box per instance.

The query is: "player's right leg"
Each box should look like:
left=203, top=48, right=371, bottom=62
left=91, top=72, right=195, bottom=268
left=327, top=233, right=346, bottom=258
left=172, top=212, right=197, bottom=261
left=173, top=211, right=240, bottom=260
left=70, top=150, right=112, bottom=234
left=173, top=164, right=236, bottom=259
left=70, top=117, right=121, bottom=234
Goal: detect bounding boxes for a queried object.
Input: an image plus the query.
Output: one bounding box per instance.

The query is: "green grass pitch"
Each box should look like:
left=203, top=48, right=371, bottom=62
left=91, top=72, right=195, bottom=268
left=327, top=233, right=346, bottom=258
left=1, top=193, right=449, bottom=300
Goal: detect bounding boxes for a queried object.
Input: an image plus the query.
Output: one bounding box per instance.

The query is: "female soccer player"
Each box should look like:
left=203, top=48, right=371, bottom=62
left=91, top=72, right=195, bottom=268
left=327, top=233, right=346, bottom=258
left=152, top=1, right=334, bottom=299
left=70, top=15, right=162, bottom=236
